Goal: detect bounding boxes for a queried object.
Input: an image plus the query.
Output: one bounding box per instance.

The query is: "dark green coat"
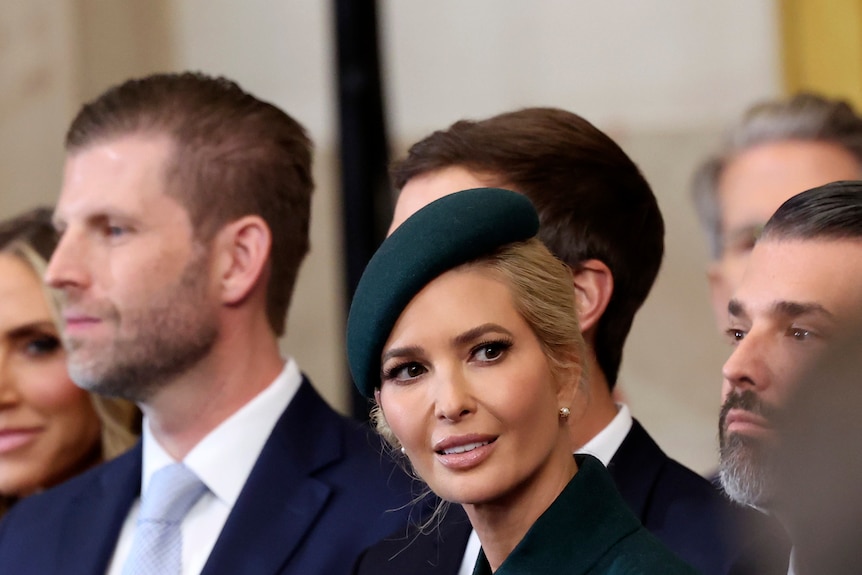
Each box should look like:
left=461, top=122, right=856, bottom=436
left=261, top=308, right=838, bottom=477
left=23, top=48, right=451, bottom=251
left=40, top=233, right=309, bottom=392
left=473, top=455, right=701, bottom=574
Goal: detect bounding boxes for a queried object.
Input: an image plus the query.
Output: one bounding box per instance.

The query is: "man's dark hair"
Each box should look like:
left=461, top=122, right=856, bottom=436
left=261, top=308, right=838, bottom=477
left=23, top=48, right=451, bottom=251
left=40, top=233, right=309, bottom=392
left=391, top=107, right=664, bottom=388
left=66, top=72, right=314, bottom=336
left=762, top=180, right=862, bottom=242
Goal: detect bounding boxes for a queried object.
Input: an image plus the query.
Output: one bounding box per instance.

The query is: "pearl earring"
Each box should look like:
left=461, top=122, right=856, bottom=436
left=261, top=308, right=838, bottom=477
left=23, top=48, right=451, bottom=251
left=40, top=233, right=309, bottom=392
left=559, top=407, right=571, bottom=419
left=400, top=446, right=406, bottom=455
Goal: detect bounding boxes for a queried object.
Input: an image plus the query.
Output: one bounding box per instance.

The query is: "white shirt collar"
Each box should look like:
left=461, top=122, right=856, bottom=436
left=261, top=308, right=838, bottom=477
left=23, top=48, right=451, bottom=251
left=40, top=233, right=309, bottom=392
left=140, top=358, right=303, bottom=505
left=576, top=403, right=633, bottom=466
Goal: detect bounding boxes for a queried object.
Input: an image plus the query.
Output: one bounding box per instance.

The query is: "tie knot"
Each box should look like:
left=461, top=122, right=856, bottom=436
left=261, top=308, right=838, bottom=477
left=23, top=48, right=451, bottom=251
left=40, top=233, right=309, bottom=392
left=139, top=463, right=207, bottom=525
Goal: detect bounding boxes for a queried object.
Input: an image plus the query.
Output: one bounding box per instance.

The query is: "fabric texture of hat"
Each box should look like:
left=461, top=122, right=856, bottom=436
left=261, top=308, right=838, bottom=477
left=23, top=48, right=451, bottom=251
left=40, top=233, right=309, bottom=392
left=346, top=187, right=540, bottom=398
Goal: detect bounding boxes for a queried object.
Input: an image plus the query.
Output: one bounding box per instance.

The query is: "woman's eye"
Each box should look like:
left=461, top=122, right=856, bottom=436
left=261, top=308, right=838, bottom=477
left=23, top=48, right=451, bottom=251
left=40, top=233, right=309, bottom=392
left=25, top=335, right=62, bottom=357
left=472, top=341, right=511, bottom=362
left=385, top=362, right=427, bottom=382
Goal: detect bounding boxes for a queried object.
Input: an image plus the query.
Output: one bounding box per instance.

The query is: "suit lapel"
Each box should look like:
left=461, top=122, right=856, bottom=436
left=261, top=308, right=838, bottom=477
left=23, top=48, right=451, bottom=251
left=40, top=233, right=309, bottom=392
left=201, top=379, right=341, bottom=575
left=605, top=419, right=665, bottom=521
left=58, top=443, right=142, bottom=575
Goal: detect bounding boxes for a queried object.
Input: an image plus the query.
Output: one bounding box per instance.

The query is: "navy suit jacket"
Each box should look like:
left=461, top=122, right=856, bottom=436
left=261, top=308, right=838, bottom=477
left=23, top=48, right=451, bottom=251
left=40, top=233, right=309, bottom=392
left=353, top=419, right=790, bottom=575
left=0, top=378, right=416, bottom=575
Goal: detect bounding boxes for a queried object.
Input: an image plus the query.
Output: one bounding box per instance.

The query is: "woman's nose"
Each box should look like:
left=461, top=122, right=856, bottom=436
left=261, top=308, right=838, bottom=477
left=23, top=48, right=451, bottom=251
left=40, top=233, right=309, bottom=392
left=434, top=370, right=477, bottom=422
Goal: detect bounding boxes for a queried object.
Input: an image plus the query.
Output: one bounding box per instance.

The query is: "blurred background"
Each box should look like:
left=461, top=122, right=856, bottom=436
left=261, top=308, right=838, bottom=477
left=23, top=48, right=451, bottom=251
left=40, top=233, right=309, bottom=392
left=2, top=0, right=857, bottom=474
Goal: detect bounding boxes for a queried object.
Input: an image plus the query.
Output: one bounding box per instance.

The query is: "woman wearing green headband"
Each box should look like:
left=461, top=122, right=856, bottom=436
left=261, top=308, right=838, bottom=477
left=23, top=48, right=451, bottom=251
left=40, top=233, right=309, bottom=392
left=347, top=188, right=697, bottom=574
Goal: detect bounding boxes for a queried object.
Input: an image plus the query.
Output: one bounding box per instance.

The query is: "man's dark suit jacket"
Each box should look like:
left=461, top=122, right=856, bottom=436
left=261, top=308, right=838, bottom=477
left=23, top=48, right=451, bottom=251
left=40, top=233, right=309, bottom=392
left=0, top=378, right=416, bottom=575
left=353, top=419, right=790, bottom=575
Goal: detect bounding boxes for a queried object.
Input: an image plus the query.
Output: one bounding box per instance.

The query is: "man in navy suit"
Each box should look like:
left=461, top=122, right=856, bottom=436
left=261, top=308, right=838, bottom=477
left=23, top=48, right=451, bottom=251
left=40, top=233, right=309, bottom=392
left=354, top=107, right=787, bottom=575
left=0, top=72, right=413, bottom=574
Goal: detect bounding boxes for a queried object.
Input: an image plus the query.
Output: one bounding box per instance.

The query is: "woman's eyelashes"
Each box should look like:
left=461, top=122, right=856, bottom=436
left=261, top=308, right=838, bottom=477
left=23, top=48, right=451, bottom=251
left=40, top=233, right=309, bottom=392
left=25, top=334, right=62, bottom=357
left=12, top=327, right=63, bottom=359
left=469, top=339, right=513, bottom=363
left=381, top=337, right=514, bottom=384
left=383, top=361, right=427, bottom=383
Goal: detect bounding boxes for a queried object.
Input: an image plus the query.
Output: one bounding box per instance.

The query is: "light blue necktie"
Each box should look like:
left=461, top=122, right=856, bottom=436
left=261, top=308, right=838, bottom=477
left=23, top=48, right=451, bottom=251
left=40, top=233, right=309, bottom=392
left=123, top=463, right=208, bottom=575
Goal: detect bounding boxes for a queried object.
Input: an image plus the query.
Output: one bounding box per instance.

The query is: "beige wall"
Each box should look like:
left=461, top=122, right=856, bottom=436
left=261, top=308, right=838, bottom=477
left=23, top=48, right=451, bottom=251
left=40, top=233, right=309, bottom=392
left=0, top=1, right=782, bottom=474
left=0, top=2, right=75, bottom=216
left=616, top=129, right=730, bottom=474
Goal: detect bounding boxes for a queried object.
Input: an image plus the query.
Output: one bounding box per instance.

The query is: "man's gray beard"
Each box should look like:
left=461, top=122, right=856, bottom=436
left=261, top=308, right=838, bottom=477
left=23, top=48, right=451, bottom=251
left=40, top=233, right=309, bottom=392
left=718, top=432, right=773, bottom=510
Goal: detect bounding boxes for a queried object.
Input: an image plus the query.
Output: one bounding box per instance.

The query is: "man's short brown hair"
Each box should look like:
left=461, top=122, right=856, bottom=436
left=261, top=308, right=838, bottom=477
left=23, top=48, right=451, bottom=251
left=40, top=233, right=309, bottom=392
left=391, top=107, right=663, bottom=388
left=66, top=72, right=314, bottom=335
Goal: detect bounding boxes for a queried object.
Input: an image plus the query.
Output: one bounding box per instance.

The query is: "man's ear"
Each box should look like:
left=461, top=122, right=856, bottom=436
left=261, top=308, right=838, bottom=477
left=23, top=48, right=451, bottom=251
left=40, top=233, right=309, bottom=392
left=571, top=259, right=613, bottom=334
left=213, top=215, right=272, bottom=305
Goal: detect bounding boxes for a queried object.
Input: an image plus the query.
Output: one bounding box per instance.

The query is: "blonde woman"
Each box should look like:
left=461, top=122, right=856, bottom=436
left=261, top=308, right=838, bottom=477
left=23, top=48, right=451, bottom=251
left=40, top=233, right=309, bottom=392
left=347, top=188, right=698, bottom=574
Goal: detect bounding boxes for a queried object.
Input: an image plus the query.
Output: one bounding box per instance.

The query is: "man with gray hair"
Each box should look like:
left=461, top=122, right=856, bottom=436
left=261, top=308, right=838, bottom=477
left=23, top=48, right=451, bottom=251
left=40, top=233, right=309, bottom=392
left=691, top=93, right=862, bottom=329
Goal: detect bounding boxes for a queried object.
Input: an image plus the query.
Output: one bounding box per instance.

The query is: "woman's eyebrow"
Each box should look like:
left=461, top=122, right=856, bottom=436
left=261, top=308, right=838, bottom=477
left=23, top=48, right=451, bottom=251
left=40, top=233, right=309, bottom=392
left=381, top=345, right=423, bottom=365
left=5, top=320, right=58, bottom=340
left=452, top=323, right=513, bottom=347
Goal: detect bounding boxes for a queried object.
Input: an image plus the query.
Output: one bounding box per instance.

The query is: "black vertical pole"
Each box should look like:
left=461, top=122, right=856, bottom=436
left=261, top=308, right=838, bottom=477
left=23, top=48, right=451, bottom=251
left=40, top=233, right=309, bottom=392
left=334, top=0, right=392, bottom=419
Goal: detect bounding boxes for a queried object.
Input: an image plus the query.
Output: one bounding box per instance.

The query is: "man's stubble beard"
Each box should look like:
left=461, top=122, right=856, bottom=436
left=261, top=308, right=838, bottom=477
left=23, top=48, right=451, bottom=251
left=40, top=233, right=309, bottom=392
left=65, top=250, right=218, bottom=404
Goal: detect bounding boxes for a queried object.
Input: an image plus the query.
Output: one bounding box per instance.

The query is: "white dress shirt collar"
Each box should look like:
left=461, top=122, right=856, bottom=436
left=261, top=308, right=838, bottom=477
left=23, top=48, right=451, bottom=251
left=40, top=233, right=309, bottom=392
left=141, top=357, right=303, bottom=506
left=109, top=358, right=304, bottom=575
left=576, top=403, right=633, bottom=467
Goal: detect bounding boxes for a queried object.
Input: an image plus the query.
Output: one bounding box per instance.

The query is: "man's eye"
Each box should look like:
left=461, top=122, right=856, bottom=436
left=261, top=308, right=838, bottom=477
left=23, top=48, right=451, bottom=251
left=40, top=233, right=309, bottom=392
left=788, top=327, right=812, bottom=341
left=724, top=328, right=746, bottom=344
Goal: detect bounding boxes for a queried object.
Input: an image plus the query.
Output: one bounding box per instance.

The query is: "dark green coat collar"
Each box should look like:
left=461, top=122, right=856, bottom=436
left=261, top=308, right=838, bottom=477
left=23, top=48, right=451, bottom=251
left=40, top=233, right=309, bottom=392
left=473, top=455, right=699, bottom=574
